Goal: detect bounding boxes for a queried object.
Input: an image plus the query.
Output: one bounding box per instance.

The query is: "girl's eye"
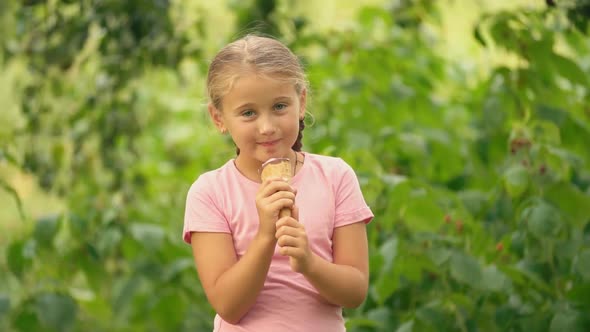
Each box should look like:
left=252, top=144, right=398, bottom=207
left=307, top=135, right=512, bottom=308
left=274, top=103, right=287, bottom=111
left=242, top=110, right=255, bottom=118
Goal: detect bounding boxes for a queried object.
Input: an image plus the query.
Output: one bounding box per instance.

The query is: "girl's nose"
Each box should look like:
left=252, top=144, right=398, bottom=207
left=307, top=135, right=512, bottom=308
left=258, top=116, right=276, bottom=135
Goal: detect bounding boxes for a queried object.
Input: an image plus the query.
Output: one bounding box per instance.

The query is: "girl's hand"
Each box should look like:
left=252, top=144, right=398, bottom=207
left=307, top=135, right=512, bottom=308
left=255, top=177, right=296, bottom=239
left=275, top=206, right=314, bottom=274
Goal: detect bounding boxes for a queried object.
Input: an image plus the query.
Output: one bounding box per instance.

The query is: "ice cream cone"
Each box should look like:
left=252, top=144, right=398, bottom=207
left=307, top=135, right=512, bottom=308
left=260, top=158, right=293, bottom=218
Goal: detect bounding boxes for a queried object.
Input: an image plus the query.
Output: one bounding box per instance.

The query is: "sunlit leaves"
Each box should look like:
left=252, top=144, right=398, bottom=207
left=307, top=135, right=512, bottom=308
left=550, top=310, right=586, bottom=332
left=575, top=249, right=590, bottom=280
left=1, top=1, right=589, bottom=331
left=449, top=251, right=482, bottom=288
left=395, top=320, right=414, bottom=332
left=373, top=237, right=399, bottom=304
left=6, top=240, right=34, bottom=279
left=522, top=200, right=562, bottom=239
left=480, top=265, right=512, bottom=292
left=0, top=295, right=10, bottom=322
left=503, top=164, right=529, bottom=198
left=545, top=183, right=590, bottom=227
left=35, top=293, right=77, bottom=332
left=33, top=214, right=61, bottom=248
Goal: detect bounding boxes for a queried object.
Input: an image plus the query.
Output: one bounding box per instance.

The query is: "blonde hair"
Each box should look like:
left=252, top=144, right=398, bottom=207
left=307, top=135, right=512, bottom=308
left=207, top=35, right=309, bottom=110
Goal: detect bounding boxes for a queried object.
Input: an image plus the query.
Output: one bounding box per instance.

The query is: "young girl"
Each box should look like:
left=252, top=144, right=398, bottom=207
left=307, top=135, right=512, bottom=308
left=183, top=35, right=374, bottom=332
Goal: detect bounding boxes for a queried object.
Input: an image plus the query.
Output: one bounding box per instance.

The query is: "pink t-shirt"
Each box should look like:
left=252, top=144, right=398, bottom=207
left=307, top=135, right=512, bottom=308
left=183, top=152, right=374, bottom=332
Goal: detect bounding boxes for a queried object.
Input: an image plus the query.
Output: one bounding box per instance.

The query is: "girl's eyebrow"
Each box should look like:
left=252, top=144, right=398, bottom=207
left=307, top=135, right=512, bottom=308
left=233, top=102, right=256, bottom=112
left=273, top=96, right=293, bottom=102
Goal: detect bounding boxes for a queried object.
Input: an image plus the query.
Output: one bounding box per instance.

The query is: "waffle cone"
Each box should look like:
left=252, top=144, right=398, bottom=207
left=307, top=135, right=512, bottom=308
left=260, top=159, right=292, bottom=182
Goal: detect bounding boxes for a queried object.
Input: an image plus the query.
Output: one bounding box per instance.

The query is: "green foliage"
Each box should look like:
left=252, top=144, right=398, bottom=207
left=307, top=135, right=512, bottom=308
left=1, top=0, right=589, bottom=331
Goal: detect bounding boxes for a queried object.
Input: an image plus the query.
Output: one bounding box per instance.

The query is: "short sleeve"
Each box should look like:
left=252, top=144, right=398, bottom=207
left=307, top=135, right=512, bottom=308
left=183, top=175, right=231, bottom=244
left=334, top=159, right=374, bottom=227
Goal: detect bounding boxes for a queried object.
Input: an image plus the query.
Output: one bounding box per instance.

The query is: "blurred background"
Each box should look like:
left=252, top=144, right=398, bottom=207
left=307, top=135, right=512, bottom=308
left=1, top=0, right=589, bottom=331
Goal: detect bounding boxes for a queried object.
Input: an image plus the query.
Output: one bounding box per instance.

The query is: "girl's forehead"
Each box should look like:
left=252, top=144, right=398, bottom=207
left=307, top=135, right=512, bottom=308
left=227, top=72, right=296, bottom=96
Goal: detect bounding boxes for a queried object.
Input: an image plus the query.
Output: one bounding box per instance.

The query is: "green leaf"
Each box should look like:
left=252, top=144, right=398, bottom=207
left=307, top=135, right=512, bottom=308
left=33, top=214, right=61, bottom=247
left=523, top=201, right=562, bottom=238
left=520, top=311, right=554, bottom=332
left=488, top=13, right=521, bottom=53
left=380, top=236, right=398, bottom=272
left=473, top=24, right=486, bottom=46
left=112, top=276, right=143, bottom=317
left=12, top=301, right=42, bottom=331
left=551, top=53, right=588, bottom=87
left=567, top=282, right=590, bottom=307
left=448, top=293, right=475, bottom=312
left=96, top=226, right=122, bottom=256
left=35, top=293, right=77, bottom=331
left=396, top=320, right=414, bottom=332
left=358, top=6, right=392, bottom=29
left=129, top=223, right=166, bottom=251
left=550, top=310, right=584, bottom=332
left=427, top=247, right=451, bottom=266
left=162, top=258, right=194, bottom=282
left=545, top=183, right=590, bottom=227
left=0, top=295, right=10, bottom=321
left=503, top=165, right=529, bottom=198
left=75, top=246, right=106, bottom=292
left=151, top=292, right=186, bottom=329
left=6, top=240, right=34, bottom=278
left=387, top=180, right=445, bottom=232
left=450, top=251, right=482, bottom=288
left=479, top=265, right=512, bottom=292
left=507, top=261, right=553, bottom=294
left=366, top=307, right=391, bottom=328
left=0, top=178, right=26, bottom=221
left=575, top=249, right=590, bottom=280
left=347, top=130, right=373, bottom=150
left=532, top=120, right=561, bottom=145
left=345, top=317, right=380, bottom=329
left=416, top=304, right=447, bottom=329
left=68, top=214, right=89, bottom=238
left=404, top=193, right=446, bottom=232
left=373, top=269, right=399, bottom=305
left=373, top=249, right=428, bottom=304
left=536, top=105, right=567, bottom=126
left=458, top=190, right=488, bottom=217
left=481, top=94, right=509, bottom=132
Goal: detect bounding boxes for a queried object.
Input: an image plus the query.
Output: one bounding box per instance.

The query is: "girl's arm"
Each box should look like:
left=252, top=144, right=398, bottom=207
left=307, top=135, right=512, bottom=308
left=306, top=221, right=369, bottom=308
left=276, top=219, right=369, bottom=308
left=190, top=231, right=276, bottom=324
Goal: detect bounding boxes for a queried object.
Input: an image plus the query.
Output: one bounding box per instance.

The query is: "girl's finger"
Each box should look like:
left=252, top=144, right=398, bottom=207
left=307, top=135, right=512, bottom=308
left=292, top=205, right=299, bottom=220
left=275, top=224, right=301, bottom=239
left=275, top=217, right=301, bottom=230
left=277, top=234, right=299, bottom=247
left=279, top=246, right=304, bottom=257
left=259, top=179, right=295, bottom=196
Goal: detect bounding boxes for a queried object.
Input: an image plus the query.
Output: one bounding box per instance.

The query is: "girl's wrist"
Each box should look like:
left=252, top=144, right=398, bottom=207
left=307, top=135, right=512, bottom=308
left=254, top=231, right=277, bottom=247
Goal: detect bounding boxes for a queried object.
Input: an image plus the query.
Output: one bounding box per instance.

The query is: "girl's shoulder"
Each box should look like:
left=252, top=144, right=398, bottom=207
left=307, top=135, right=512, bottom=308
left=188, top=160, right=237, bottom=193
left=303, top=152, right=354, bottom=174
left=193, top=159, right=231, bottom=178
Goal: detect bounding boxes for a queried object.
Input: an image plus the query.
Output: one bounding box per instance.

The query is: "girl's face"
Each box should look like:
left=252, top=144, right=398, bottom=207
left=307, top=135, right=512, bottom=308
left=209, top=72, right=306, bottom=171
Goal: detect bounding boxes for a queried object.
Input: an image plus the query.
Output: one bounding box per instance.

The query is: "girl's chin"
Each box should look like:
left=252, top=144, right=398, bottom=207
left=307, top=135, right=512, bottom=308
left=238, top=145, right=292, bottom=160
left=261, top=148, right=292, bottom=159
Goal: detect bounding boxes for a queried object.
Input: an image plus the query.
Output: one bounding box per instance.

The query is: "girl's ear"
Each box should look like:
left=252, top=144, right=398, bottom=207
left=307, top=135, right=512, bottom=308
left=299, top=88, right=307, bottom=120
left=208, top=103, right=226, bottom=133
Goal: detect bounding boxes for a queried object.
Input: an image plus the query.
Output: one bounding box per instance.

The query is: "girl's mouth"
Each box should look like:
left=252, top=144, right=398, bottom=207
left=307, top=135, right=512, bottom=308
left=259, top=139, right=280, bottom=147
